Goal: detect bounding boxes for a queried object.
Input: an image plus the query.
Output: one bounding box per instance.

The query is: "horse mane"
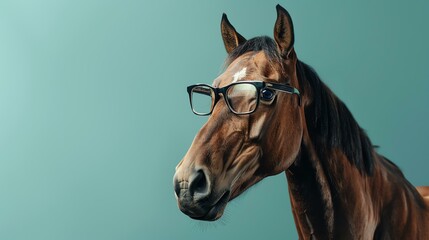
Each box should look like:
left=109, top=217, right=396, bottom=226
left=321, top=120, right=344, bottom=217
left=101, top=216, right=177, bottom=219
left=296, top=61, right=375, bottom=175
left=298, top=64, right=426, bottom=211
left=227, top=36, right=375, bottom=175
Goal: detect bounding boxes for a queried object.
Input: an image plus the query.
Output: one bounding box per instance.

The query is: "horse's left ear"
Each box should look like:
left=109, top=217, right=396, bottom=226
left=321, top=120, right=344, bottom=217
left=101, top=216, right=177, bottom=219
left=274, top=4, right=295, bottom=58
left=221, top=13, right=246, bottom=54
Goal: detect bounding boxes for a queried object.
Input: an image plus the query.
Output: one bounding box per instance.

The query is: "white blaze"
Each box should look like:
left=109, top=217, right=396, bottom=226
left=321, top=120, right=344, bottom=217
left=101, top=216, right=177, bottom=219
left=232, top=67, right=247, bottom=83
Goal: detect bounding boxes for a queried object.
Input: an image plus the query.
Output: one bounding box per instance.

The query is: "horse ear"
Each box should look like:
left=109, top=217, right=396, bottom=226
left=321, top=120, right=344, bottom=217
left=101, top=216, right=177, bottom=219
left=221, top=13, right=246, bottom=54
left=274, top=4, right=295, bottom=58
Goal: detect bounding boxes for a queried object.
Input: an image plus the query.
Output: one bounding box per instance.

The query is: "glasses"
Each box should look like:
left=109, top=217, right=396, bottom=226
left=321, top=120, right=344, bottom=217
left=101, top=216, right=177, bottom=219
left=187, top=81, right=301, bottom=116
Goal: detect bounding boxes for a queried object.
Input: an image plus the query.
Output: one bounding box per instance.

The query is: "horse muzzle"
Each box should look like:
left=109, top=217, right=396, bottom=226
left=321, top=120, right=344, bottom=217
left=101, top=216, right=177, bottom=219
left=173, top=167, right=230, bottom=221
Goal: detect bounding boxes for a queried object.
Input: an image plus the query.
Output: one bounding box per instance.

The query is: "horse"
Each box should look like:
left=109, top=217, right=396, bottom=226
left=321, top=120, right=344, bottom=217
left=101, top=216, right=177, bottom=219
left=173, top=5, right=429, bottom=239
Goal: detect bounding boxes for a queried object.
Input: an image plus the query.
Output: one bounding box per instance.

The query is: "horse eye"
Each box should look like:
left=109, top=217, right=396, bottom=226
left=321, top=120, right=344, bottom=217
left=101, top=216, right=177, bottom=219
left=261, top=89, right=275, bottom=101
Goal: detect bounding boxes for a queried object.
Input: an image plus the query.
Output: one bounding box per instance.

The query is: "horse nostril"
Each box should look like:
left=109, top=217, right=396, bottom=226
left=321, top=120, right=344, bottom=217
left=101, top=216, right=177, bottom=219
left=189, top=169, right=210, bottom=199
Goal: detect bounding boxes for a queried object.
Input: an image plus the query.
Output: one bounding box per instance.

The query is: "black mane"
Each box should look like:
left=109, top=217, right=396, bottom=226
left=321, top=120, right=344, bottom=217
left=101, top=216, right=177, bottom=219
left=227, top=36, right=375, bottom=175
left=296, top=61, right=375, bottom=175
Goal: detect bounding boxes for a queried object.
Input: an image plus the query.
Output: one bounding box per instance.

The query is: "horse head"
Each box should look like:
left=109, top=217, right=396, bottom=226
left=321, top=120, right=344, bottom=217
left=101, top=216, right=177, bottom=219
left=173, top=5, right=304, bottom=221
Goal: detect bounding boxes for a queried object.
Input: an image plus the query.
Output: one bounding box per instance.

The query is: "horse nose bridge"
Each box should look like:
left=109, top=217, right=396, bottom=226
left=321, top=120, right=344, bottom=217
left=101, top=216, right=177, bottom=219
left=179, top=143, right=212, bottom=171
left=192, top=113, right=238, bottom=145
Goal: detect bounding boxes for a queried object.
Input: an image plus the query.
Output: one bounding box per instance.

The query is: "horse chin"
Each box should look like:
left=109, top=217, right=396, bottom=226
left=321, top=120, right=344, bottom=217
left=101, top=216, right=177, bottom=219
left=188, top=190, right=231, bottom=221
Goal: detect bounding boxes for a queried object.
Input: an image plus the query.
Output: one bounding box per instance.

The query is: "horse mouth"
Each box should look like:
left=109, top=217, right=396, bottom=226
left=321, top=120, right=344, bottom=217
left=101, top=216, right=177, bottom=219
left=190, top=190, right=231, bottom=221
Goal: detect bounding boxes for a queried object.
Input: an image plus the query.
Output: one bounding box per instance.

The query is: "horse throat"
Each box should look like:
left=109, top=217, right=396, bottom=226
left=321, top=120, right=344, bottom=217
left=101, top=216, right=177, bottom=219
left=286, top=142, right=335, bottom=239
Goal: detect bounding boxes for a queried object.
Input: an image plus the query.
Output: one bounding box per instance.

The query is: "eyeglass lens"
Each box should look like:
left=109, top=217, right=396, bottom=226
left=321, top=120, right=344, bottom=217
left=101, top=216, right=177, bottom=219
left=226, top=83, right=258, bottom=113
left=190, top=86, right=214, bottom=115
left=190, top=83, right=258, bottom=115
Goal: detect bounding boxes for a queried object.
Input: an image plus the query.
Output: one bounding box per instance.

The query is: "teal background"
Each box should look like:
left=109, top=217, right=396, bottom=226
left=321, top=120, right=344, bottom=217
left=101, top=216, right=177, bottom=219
left=1, top=1, right=428, bottom=239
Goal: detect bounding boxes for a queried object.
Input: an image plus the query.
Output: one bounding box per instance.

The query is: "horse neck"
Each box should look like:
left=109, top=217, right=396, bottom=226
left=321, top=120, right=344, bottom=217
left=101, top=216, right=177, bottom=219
left=285, top=60, right=378, bottom=238
left=286, top=130, right=429, bottom=239
left=286, top=129, right=377, bottom=237
left=286, top=122, right=428, bottom=239
left=284, top=60, right=428, bottom=238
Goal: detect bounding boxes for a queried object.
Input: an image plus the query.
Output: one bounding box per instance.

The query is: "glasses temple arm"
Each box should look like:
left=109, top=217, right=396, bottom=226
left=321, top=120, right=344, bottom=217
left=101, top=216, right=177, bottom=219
left=266, top=83, right=301, bottom=106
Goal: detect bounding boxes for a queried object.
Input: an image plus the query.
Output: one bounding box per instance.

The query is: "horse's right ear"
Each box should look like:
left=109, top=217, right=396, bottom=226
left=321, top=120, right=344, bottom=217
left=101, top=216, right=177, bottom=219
left=221, top=13, right=246, bottom=54
left=274, top=5, right=295, bottom=58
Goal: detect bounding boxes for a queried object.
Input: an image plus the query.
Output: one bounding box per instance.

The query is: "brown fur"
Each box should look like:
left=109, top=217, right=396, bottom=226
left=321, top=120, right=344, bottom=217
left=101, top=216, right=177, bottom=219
left=173, top=5, right=429, bottom=239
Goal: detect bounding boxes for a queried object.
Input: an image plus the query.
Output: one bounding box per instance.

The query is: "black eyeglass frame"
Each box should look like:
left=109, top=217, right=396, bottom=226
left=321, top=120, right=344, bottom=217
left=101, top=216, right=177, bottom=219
left=186, top=80, right=301, bottom=116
